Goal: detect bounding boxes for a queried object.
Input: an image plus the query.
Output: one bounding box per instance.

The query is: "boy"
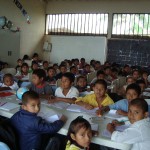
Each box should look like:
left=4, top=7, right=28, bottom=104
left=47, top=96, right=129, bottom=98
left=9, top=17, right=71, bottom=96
left=49, top=72, right=79, bottom=104
left=107, top=98, right=150, bottom=150
left=97, top=83, right=141, bottom=116
left=31, top=69, right=53, bottom=99
left=55, top=64, right=67, bottom=80
left=10, top=91, right=67, bottom=150
left=46, top=67, right=57, bottom=85
left=76, top=79, right=114, bottom=110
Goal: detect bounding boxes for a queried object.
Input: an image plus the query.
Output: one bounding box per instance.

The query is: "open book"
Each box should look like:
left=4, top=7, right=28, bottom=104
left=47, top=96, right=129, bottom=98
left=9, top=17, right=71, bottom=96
left=0, top=102, right=19, bottom=111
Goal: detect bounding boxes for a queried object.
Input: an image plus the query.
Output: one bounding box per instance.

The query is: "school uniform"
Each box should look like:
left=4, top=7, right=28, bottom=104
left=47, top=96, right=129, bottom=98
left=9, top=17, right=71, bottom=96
left=111, top=118, right=150, bottom=150
left=1, top=81, right=19, bottom=91
left=55, top=86, right=79, bottom=98
left=65, top=141, right=86, bottom=150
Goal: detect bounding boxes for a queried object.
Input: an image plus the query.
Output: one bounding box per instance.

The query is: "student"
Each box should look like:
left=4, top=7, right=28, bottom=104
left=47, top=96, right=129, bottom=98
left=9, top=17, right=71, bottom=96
left=70, top=66, right=78, bottom=76
left=75, top=75, right=88, bottom=92
left=15, top=59, right=22, bottom=72
left=42, top=61, right=49, bottom=71
left=0, top=73, right=19, bottom=91
left=31, top=69, right=53, bottom=99
left=76, top=79, right=114, bottom=110
left=65, top=117, right=92, bottom=150
left=79, top=58, right=86, bottom=69
left=31, top=61, right=39, bottom=72
left=118, top=76, right=135, bottom=97
left=132, top=69, right=140, bottom=81
left=107, top=98, right=150, bottom=150
left=46, top=67, right=57, bottom=85
left=82, top=64, right=91, bottom=76
left=94, top=61, right=101, bottom=71
left=118, top=65, right=131, bottom=77
left=136, top=79, right=146, bottom=93
left=10, top=91, right=67, bottom=150
left=141, top=71, right=149, bottom=87
left=55, top=64, right=67, bottom=80
left=49, top=72, right=79, bottom=104
left=91, top=70, right=105, bottom=84
left=104, top=67, right=113, bottom=82
left=97, top=83, right=141, bottom=116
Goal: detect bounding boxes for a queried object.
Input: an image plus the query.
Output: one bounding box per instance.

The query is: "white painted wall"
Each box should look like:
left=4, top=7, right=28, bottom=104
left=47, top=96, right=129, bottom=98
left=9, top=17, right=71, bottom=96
left=0, top=0, right=45, bottom=60
left=46, top=35, right=107, bottom=64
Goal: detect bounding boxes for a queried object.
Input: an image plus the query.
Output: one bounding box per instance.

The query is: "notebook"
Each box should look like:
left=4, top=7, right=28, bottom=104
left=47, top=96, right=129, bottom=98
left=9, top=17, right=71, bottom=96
left=0, top=102, right=19, bottom=111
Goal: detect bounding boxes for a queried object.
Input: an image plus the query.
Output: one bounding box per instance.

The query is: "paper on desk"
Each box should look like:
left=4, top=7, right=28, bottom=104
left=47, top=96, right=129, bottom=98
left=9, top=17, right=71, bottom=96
left=38, top=111, right=62, bottom=123
left=66, top=104, right=85, bottom=112
left=102, top=124, right=129, bottom=138
left=104, top=110, right=128, bottom=122
left=0, top=102, right=19, bottom=111
left=41, top=100, right=70, bottom=109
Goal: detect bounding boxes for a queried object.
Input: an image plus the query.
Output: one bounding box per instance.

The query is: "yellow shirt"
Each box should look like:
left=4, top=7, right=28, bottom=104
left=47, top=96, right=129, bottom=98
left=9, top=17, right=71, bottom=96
left=75, top=93, right=114, bottom=107
left=65, top=141, right=82, bottom=150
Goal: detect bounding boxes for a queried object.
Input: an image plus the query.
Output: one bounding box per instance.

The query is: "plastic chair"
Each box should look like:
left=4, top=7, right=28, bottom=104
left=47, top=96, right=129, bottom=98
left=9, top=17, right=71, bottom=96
left=0, top=142, right=10, bottom=150
left=1, top=68, right=16, bottom=76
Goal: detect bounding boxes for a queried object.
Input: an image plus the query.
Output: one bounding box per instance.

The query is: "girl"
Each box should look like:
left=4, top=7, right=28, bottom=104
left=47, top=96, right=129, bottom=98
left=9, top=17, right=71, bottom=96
left=66, top=117, right=92, bottom=150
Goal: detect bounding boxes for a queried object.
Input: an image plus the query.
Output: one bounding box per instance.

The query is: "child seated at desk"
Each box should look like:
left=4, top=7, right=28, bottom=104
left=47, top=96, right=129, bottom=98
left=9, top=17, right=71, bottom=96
left=75, top=75, right=89, bottom=92
left=49, top=72, right=79, bottom=104
left=0, top=73, right=19, bottom=91
left=31, top=69, right=53, bottom=100
left=65, top=117, right=92, bottom=150
left=45, top=67, right=57, bottom=85
left=10, top=91, right=67, bottom=150
left=75, top=79, right=114, bottom=110
left=107, top=98, right=150, bottom=150
left=97, top=83, right=141, bottom=117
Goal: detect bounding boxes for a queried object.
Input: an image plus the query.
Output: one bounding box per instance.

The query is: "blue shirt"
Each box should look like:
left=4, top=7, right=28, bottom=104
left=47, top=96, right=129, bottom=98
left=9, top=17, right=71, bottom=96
left=109, top=99, right=128, bottom=112
left=10, top=109, right=64, bottom=150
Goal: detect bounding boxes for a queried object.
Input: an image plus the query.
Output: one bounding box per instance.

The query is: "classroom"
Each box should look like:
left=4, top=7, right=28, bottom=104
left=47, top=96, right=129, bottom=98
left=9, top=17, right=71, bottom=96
left=0, top=0, right=150, bottom=150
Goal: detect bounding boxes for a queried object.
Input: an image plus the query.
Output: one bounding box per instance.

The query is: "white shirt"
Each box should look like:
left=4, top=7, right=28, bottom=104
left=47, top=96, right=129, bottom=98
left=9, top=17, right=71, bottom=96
left=55, top=86, right=79, bottom=98
left=1, top=81, right=19, bottom=91
left=111, top=118, right=150, bottom=150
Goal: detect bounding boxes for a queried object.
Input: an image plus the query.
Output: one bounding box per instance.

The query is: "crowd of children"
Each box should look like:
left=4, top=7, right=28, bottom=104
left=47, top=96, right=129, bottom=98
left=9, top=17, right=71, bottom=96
left=0, top=53, right=150, bottom=150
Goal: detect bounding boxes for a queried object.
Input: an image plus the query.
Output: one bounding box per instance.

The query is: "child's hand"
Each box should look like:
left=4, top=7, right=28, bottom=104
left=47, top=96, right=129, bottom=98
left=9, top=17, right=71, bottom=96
left=60, top=115, right=67, bottom=123
left=107, top=123, right=115, bottom=134
left=83, top=103, right=94, bottom=110
left=116, top=110, right=127, bottom=116
left=112, top=120, right=124, bottom=127
left=48, top=95, right=56, bottom=103
left=96, top=109, right=103, bottom=117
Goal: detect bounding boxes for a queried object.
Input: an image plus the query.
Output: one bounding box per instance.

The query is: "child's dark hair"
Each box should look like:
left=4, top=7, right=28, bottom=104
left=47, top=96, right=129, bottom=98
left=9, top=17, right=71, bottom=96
left=43, top=61, right=48, bottom=65
left=67, top=117, right=91, bottom=144
left=3, top=73, right=13, bottom=81
left=126, top=83, right=141, bottom=96
left=136, top=79, right=146, bottom=85
left=62, top=72, right=75, bottom=83
left=33, top=69, right=46, bottom=80
left=47, top=67, right=56, bottom=72
left=21, top=63, right=29, bottom=68
left=77, top=75, right=87, bottom=82
left=129, top=98, right=148, bottom=113
left=59, top=64, right=66, bottom=69
left=70, top=66, right=76, bottom=71
left=96, top=70, right=105, bottom=77
left=94, top=79, right=107, bottom=90
left=22, top=91, right=39, bottom=105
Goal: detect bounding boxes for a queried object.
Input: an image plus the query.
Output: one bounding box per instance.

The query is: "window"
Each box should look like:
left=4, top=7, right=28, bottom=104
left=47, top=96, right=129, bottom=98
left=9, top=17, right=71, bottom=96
left=46, top=13, right=108, bottom=35
left=112, top=14, right=150, bottom=38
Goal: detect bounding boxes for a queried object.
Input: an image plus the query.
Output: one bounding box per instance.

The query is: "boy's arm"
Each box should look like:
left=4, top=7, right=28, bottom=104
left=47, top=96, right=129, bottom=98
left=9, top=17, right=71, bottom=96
left=76, top=101, right=94, bottom=110
left=107, top=123, right=115, bottom=134
left=116, top=110, right=128, bottom=116
left=96, top=106, right=110, bottom=116
left=53, top=97, right=76, bottom=104
left=35, top=115, right=67, bottom=134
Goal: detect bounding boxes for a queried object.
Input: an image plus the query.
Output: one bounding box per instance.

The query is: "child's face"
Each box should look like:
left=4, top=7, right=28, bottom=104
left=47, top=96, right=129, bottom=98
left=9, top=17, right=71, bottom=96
left=71, top=68, right=77, bottom=75
left=48, top=69, right=55, bottom=77
left=72, top=127, right=92, bottom=148
left=60, top=67, right=67, bottom=74
left=22, top=99, right=40, bottom=114
left=21, top=66, right=29, bottom=73
left=128, top=105, right=148, bottom=124
left=126, top=89, right=139, bottom=103
left=77, top=78, right=87, bottom=88
left=61, top=76, right=72, bottom=89
left=93, top=84, right=106, bottom=97
left=133, top=71, right=140, bottom=80
left=43, top=63, right=48, bottom=69
left=32, top=64, right=38, bottom=70
left=85, top=66, right=90, bottom=72
left=18, top=60, right=22, bottom=66
left=97, top=74, right=105, bottom=80
left=127, top=78, right=134, bottom=85
left=4, top=77, right=13, bottom=86
left=105, top=69, right=111, bottom=75
left=32, top=74, right=43, bottom=85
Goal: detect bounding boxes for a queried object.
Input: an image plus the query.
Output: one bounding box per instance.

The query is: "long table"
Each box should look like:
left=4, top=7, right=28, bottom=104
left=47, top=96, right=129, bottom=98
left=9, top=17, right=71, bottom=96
left=0, top=95, right=132, bottom=150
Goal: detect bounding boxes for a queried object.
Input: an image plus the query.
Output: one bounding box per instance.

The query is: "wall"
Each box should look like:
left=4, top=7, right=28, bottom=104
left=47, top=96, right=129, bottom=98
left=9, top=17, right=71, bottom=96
left=0, top=0, right=45, bottom=60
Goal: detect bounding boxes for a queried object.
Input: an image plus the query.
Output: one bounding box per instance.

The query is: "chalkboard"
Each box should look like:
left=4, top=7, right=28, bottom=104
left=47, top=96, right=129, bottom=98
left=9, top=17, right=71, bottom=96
left=49, top=35, right=107, bottom=64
